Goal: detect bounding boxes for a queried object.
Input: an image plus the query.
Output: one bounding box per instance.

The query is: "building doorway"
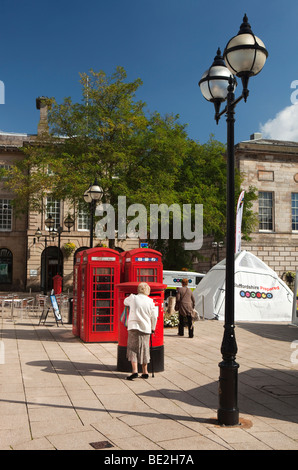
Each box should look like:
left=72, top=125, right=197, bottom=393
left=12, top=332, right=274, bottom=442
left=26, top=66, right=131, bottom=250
left=0, top=248, right=12, bottom=285
left=41, top=246, right=63, bottom=292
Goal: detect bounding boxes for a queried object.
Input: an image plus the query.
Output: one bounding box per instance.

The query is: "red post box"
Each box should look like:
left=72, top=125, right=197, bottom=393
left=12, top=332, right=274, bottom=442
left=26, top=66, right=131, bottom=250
left=122, top=248, right=163, bottom=283
left=79, top=247, right=121, bottom=342
left=53, top=274, right=62, bottom=294
left=116, top=281, right=166, bottom=372
left=116, top=247, right=166, bottom=372
left=72, top=251, right=84, bottom=337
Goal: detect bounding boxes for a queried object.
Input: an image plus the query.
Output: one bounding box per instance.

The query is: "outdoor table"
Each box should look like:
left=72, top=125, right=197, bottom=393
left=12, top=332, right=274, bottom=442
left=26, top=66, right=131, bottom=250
left=1, top=297, right=22, bottom=317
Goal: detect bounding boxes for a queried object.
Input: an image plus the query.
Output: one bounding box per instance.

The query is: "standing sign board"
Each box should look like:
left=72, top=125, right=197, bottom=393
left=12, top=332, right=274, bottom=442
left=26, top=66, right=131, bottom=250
left=38, top=293, right=63, bottom=326
left=50, top=294, right=62, bottom=324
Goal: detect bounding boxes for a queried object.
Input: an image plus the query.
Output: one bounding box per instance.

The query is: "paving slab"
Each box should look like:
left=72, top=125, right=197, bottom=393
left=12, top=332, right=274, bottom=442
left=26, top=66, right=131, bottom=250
left=1, top=315, right=298, bottom=452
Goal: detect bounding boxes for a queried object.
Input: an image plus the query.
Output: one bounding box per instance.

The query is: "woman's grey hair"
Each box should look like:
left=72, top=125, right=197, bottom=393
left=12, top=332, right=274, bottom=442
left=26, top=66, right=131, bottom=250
left=138, top=282, right=151, bottom=295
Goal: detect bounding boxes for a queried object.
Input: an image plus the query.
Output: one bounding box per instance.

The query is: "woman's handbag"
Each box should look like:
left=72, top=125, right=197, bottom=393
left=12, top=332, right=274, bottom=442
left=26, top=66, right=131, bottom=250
left=120, top=306, right=129, bottom=327
left=191, top=309, right=199, bottom=322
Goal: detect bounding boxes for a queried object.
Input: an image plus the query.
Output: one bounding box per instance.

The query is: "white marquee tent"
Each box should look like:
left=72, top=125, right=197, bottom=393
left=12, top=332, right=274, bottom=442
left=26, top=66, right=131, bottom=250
left=194, top=251, right=293, bottom=321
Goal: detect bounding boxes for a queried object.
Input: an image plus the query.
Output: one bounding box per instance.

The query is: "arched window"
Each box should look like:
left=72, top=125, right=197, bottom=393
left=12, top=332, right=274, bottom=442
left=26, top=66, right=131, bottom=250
left=0, top=248, right=12, bottom=284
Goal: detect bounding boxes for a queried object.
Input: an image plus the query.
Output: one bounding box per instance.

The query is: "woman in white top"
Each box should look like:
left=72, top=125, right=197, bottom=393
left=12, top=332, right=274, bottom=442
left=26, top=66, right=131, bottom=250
left=124, top=282, right=158, bottom=380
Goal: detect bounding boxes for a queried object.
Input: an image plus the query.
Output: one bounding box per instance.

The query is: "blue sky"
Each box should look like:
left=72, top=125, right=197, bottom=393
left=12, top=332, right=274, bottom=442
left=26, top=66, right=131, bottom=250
left=0, top=0, right=297, bottom=145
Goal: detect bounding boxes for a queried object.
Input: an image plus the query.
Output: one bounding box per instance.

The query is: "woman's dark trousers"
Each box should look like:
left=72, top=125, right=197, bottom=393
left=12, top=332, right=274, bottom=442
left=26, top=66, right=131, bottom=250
left=178, top=314, right=194, bottom=337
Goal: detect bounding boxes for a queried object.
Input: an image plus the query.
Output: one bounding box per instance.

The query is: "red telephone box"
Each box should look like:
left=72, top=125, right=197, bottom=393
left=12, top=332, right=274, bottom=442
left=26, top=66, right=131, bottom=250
left=72, top=251, right=84, bottom=337
left=79, top=248, right=121, bottom=342
left=123, top=248, right=163, bottom=283
left=120, top=250, right=128, bottom=282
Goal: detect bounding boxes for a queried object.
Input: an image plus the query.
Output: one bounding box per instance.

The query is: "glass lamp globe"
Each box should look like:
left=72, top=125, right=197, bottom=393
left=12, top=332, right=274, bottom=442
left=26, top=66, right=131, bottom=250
left=88, top=180, right=103, bottom=201
left=223, top=14, right=268, bottom=98
left=50, top=229, right=58, bottom=240
left=45, top=214, right=55, bottom=229
left=84, top=189, right=92, bottom=204
left=64, top=214, right=75, bottom=231
left=199, top=48, right=236, bottom=118
left=35, top=227, right=42, bottom=240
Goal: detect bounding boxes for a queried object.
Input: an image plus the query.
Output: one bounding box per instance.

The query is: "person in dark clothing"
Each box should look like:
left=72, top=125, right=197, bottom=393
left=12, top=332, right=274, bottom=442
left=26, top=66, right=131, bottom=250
left=175, top=278, right=196, bottom=338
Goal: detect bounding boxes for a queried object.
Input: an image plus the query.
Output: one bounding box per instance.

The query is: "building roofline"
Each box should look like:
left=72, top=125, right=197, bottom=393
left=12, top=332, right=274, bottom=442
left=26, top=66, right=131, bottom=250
left=236, top=133, right=298, bottom=158
left=238, top=138, right=298, bottom=147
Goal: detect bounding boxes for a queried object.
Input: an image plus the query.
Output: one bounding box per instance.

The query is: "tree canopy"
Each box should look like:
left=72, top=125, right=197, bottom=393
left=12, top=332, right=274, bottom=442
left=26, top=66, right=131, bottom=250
left=1, top=66, right=257, bottom=269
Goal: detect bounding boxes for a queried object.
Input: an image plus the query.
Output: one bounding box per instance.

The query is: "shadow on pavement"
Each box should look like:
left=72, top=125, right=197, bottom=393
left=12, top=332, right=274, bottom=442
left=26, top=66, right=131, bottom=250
left=237, top=321, right=298, bottom=343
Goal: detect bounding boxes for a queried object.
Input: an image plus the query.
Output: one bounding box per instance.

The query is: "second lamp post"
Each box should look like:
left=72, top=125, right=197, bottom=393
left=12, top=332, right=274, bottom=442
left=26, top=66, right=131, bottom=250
left=199, top=14, right=268, bottom=426
left=84, top=179, right=103, bottom=248
left=35, top=214, right=57, bottom=294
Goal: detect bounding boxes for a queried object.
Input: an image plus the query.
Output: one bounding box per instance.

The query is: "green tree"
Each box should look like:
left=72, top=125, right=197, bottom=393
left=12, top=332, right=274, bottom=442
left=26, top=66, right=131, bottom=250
left=2, top=67, right=148, bottom=214
left=1, top=67, right=257, bottom=269
left=176, top=136, right=257, bottom=242
left=149, top=136, right=257, bottom=269
left=47, top=67, right=148, bottom=209
left=124, top=112, right=188, bottom=206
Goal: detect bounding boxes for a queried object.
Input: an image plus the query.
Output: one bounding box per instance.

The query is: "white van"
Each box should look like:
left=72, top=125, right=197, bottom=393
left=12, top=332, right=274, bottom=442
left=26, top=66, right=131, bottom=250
left=163, top=270, right=205, bottom=302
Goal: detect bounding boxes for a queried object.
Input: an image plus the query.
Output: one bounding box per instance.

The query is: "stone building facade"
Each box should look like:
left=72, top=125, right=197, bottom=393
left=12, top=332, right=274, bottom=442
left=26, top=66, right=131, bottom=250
left=235, top=133, right=298, bottom=279
left=0, top=98, right=138, bottom=292
left=192, top=133, right=298, bottom=278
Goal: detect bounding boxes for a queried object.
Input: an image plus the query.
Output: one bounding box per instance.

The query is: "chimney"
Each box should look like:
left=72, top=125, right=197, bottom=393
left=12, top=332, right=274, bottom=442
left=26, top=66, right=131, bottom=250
left=250, top=132, right=262, bottom=140
left=36, top=96, right=49, bottom=135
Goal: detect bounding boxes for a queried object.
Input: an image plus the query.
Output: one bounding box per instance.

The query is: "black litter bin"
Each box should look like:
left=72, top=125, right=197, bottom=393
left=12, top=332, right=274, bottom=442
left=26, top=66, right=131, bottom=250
left=68, top=297, right=73, bottom=324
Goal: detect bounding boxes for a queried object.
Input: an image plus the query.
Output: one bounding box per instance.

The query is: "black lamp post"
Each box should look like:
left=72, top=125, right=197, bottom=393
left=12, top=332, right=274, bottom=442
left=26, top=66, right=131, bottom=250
left=199, top=14, right=268, bottom=426
left=54, top=214, right=75, bottom=275
left=35, top=214, right=58, bottom=294
left=84, top=179, right=103, bottom=248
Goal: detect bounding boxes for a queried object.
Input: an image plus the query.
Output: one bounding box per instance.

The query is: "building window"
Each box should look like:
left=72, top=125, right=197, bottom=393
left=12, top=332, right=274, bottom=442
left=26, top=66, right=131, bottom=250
left=77, top=205, right=90, bottom=231
left=46, top=197, right=61, bottom=229
left=0, top=164, right=11, bottom=180
left=292, top=193, right=298, bottom=230
left=0, top=199, right=12, bottom=231
left=259, top=191, right=273, bottom=230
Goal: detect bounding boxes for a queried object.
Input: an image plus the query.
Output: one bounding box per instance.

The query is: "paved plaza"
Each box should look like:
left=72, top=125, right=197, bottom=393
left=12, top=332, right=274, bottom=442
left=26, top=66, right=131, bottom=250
left=1, top=309, right=298, bottom=451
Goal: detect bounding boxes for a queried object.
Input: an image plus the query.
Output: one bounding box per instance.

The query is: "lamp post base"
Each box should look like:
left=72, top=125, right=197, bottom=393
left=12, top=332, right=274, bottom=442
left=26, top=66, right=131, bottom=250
left=218, top=359, right=239, bottom=426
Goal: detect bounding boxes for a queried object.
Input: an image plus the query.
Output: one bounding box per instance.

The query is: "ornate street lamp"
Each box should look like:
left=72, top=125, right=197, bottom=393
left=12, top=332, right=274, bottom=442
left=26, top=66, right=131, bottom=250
left=35, top=214, right=58, bottom=294
left=35, top=215, right=57, bottom=242
left=84, top=178, right=103, bottom=247
left=199, top=14, right=268, bottom=426
left=45, top=214, right=55, bottom=231
left=55, top=214, right=75, bottom=276
left=64, top=214, right=75, bottom=232
left=212, top=241, right=224, bottom=263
